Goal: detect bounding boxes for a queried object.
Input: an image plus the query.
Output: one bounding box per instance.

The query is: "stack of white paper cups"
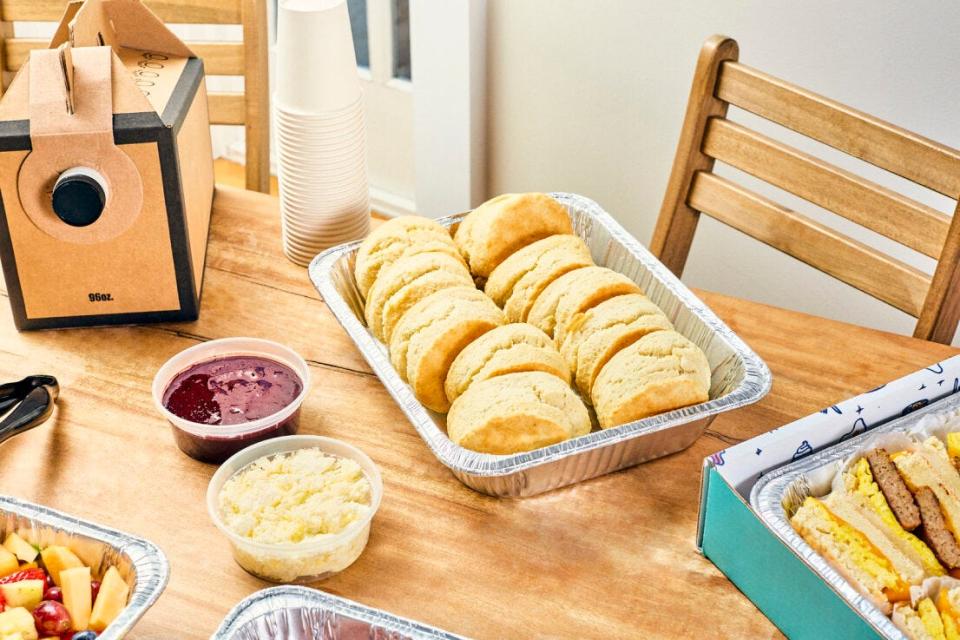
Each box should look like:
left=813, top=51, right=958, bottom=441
left=275, top=0, right=370, bottom=266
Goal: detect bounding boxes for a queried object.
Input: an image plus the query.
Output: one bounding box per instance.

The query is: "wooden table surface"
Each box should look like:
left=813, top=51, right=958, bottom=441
left=0, top=186, right=955, bottom=639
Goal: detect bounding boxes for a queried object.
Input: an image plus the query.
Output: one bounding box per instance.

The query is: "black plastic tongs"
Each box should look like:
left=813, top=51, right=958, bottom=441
left=0, top=375, right=58, bottom=445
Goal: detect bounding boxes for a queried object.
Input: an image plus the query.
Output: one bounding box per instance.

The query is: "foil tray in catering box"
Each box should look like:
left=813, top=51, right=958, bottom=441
left=212, top=586, right=468, bottom=639
left=748, top=393, right=960, bottom=640
left=0, top=495, right=169, bottom=639
left=309, top=192, right=771, bottom=497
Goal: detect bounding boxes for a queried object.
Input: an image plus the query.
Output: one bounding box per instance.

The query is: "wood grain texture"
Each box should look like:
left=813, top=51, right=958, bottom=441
left=649, top=35, right=738, bottom=275
left=0, top=0, right=241, bottom=24
left=653, top=35, right=960, bottom=344
left=207, top=92, right=245, bottom=126
left=717, top=61, right=960, bottom=198
left=917, top=200, right=960, bottom=343
left=3, top=39, right=245, bottom=76
left=241, top=0, right=270, bottom=193
left=689, top=171, right=930, bottom=316
left=0, top=186, right=954, bottom=639
left=703, top=118, right=951, bottom=259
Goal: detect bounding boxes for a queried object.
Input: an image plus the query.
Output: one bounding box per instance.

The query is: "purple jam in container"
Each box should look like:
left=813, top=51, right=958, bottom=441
left=152, top=338, right=311, bottom=463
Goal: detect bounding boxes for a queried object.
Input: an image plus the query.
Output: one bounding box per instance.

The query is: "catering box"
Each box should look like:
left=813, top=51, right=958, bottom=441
left=698, top=354, right=960, bottom=639
left=0, top=0, right=213, bottom=330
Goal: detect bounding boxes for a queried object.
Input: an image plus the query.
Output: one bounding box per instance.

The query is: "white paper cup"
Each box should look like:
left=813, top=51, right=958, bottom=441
left=276, top=0, right=361, bottom=113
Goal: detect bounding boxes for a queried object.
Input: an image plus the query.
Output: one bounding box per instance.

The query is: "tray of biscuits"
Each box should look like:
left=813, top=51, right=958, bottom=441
left=309, top=192, right=770, bottom=496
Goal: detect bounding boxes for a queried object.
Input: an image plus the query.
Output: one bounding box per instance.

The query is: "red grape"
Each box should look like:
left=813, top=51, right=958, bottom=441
left=32, top=600, right=71, bottom=634
left=90, top=580, right=101, bottom=603
left=44, top=586, right=63, bottom=602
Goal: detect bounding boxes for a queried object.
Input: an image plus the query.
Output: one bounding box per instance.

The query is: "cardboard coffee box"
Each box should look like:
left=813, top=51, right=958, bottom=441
left=0, top=0, right=214, bottom=330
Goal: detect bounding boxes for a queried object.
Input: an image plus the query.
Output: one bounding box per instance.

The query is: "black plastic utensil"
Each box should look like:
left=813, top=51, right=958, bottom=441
left=0, top=375, right=59, bottom=444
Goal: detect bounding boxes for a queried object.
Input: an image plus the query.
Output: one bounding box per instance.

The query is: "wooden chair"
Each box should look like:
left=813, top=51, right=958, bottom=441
left=0, top=0, right=271, bottom=193
left=651, top=35, right=960, bottom=344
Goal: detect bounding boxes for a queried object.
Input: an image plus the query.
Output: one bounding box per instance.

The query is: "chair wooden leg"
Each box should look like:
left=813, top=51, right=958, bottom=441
left=916, top=200, right=960, bottom=344
left=242, top=0, right=271, bottom=193
left=649, top=34, right=739, bottom=277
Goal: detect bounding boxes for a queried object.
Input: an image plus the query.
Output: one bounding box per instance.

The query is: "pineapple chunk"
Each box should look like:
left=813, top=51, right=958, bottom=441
left=0, top=580, right=43, bottom=609
left=89, top=566, right=129, bottom=632
left=60, top=567, right=91, bottom=631
left=0, top=607, right=37, bottom=640
left=0, top=547, right=17, bottom=578
left=39, top=546, right=82, bottom=587
left=2, top=535, right=37, bottom=564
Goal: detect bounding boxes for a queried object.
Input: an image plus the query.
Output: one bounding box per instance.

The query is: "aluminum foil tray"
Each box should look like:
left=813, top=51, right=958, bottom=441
left=309, top=192, right=771, bottom=496
left=212, top=586, right=468, bottom=639
left=0, top=495, right=169, bottom=639
left=749, top=393, right=960, bottom=639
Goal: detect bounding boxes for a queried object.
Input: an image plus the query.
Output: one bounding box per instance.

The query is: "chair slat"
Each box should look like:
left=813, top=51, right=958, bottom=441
left=717, top=61, right=960, bottom=198
left=208, top=91, right=244, bottom=125
left=0, top=0, right=241, bottom=24
left=688, top=171, right=930, bottom=316
left=703, top=118, right=951, bottom=259
left=4, top=39, right=244, bottom=76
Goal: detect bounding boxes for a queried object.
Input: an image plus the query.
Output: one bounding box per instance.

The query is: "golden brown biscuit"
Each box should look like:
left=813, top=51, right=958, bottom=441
left=380, top=270, right=477, bottom=344
left=354, top=216, right=462, bottom=299
left=453, top=193, right=573, bottom=278
left=389, top=287, right=497, bottom=382
left=484, top=235, right=592, bottom=308
left=447, top=372, right=592, bottom=454
left=592, top=330, right=710, bottom=429
left=404, top=295, right=505, bottom=413
left=559, top=294, right=673, bottom=399
left=444, top=323, right=570, bottom=403
left=526, top=266, right=641, bottom=339
left=551, top=268, right=642, bottom=346
left=364, top=251, right=472, bottom=341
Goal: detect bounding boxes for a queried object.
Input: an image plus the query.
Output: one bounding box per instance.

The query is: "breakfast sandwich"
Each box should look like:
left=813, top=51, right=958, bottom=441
left=893, top=437, right=960, bottom=570
left=791, top=491, right=928, bottom=614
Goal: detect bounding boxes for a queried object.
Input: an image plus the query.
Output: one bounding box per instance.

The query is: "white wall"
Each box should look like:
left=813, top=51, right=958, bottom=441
left=485, top=0, right=960, bottom=341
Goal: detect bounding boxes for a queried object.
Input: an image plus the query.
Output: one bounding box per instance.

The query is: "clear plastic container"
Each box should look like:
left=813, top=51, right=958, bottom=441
left=206, top=435, right=383, bottom=583
left=152, top=338, right=311, bottom=463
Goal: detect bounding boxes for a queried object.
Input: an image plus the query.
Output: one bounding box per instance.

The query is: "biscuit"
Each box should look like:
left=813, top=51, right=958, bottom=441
left=559, top=294, right=673, bottom=398
left=389, top=286, right=497, bottom=381
left=354, top=216, right=462, bottom=299
left=592, top=330, right=710, bottom=429
left=404, top=297, right=505, bottom=413
left=444, top=323, right=570, bottom=403
left=526, top=266, right=641, bottom=339
left=364, top=251, right=472, bottom=341
left=380, top=270, right=477, bottom=343
left=447, top=371, right=592, bottom=454
left=453, top=193, right=573, bottom=278
left=484, top=235, right=592, bottom=308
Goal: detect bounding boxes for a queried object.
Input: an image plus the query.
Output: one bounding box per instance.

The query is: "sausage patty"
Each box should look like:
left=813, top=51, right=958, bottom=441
left=916, top=486, right=960, bottom=570
left=866, top=448, right=921, bottom=531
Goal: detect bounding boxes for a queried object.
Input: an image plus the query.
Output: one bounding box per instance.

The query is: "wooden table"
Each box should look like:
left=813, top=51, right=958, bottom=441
left=0, top=186, right=955, bottom=639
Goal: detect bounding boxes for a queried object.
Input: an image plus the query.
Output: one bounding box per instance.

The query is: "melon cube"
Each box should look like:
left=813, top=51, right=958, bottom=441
left=0, top=547, right=17, bottom=578
left=0, top=580, right=43, bottom=609
left=39, top=547, right=82, bottom=587
left=88, top=566, right=129, bottom=632
left=0, top=607, right=37, bottom=640
left=59, top=567, right=91, bottom=631
left=2, top=535, right=37, bottom=564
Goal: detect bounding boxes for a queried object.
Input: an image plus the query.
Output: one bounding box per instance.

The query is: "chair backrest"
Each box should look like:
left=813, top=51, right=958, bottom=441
left=651, top=35, right=960, bottom=344
left=0, top=0, right=270, bottom=193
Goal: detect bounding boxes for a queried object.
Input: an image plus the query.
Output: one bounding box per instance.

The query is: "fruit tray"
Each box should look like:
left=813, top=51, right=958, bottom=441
left=749, top=392, right=960, bottom=639
left=211, top=586, right=467, bottom=639
left=310, top=192, right=771, bottom=497
left=0, top=495, right=169, bottom=639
